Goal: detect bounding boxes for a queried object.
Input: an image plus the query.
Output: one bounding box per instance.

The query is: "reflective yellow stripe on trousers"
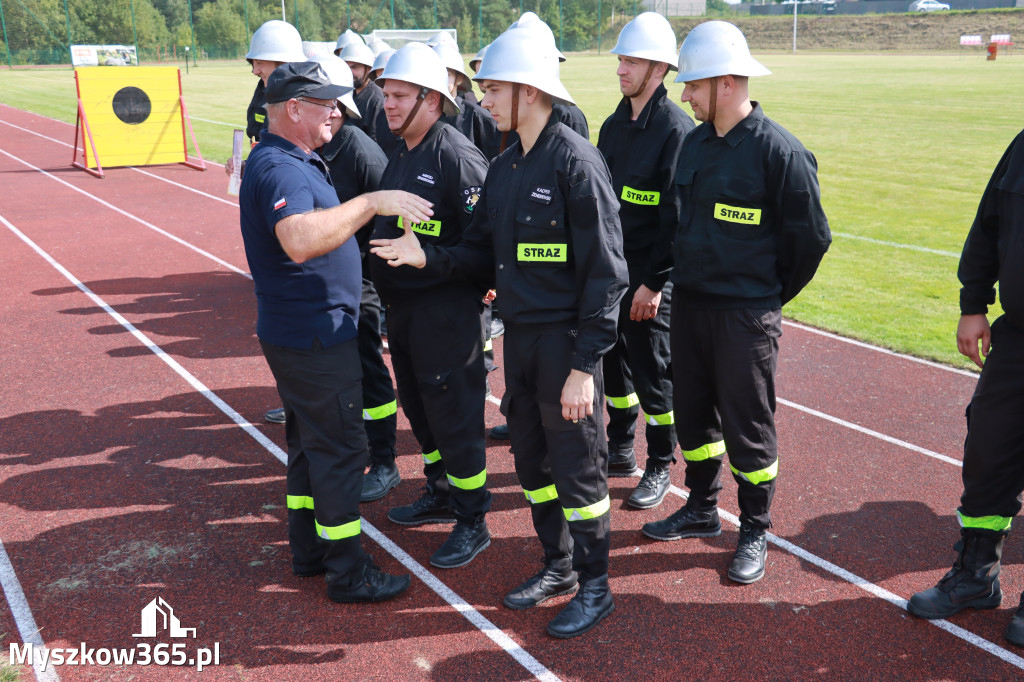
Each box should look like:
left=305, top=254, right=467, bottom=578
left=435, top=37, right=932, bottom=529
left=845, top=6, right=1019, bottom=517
left=363, top=400, right=397, bottom=421
left=730, top=460, right=778, bottom=485
left=422, top=449, right=441, bottom=464
left=286, top=495, right=314, bottom=510
left=447, top=469, right=487, bottom=490
left=645, top=410, right=674, bottom=426
left=563, top=495, right=610, bottom=521
left=524, top=483, right=558, bottom=504
left=606, top=393, right=639, bottom=409
left=958, top=510, right=1012, bottom=532
left=682, top=441, right=726, bottom=462
left=315, top=518, right=361, bottom=540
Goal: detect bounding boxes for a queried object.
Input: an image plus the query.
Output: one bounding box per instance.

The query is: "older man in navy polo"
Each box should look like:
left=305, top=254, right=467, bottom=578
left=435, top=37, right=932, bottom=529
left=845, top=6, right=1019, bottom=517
left=239, top=61, right=432, bottom=604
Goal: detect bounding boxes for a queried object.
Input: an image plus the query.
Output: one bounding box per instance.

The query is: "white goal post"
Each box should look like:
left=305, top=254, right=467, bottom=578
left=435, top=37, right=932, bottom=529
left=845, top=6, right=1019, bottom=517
left=364, top=28, right=458, bottom=50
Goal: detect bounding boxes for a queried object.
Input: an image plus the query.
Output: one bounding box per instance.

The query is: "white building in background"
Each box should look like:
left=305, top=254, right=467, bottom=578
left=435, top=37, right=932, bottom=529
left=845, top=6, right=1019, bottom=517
left=643, top=0, right=707, bottom=16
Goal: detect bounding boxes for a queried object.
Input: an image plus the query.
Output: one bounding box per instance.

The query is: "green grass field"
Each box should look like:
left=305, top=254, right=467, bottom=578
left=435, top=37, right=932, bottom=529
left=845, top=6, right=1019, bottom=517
left=2, top=51, right=1022, bottom=370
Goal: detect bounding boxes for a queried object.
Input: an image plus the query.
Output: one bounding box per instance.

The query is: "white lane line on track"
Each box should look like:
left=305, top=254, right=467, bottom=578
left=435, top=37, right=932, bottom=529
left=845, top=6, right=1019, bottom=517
left=0, top=120, right=239, bottom=207
left=0, top=148, right=250, bottom=280
left=831, top=231, right=961, bottom=258
left=782, top=320, right=978, bottom=379
left=191, top=116, right=245, bottom=128
left=777, top=398, right=963, bottom=467
left=0, top=538, right=60, bottom=681
left=654, top=481, right=1024, bottom=670
left=0, top=212, right=560, bottom=682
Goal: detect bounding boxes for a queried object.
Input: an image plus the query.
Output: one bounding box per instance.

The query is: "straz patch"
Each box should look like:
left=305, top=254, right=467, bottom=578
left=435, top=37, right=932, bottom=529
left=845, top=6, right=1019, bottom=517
left=714, top=203, right=762, bottom=225
left=398, top=216, right=442, bottom=237
left=254, top=112, right=265, bottom=123
left=463, top=186, right=482, bottom=213
left=273, top=197, right=287, bottom=211
left=621, top=186, right=660, bottom=206
left=415, top=171, right=437, bottom=186
left=529, top=185, right=554, bottom=205
left=517, top=243, right=567, bottom=262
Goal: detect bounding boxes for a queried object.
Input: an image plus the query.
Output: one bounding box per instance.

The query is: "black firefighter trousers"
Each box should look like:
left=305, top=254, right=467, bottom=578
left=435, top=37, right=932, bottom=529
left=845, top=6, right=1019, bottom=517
left=502, top=324, right=611, bottom=582
left=960, top=315, right=1024, bottom=521
left=670, top=299, right=781, bottom=529
left=358, top=277, right=398, bottom=466
left=602, top=276, right=677, bottom=465
left=387, top=291, right=491, bottom=522
left=260, top=337, right=369, bottom=585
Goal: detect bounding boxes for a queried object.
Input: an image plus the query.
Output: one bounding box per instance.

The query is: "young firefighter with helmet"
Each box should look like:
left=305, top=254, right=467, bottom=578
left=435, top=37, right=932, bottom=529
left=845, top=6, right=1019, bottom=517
left=431, top=34, right=501, bottom=161
left=641, top=22, right=831, bottom=584
left=597, top=12, right=695, bottom=510
left=371, top=24, right=628, bottom=639
left=368, top=43, right=493, bottom=570
left=339, top=41, right=387, bottom=151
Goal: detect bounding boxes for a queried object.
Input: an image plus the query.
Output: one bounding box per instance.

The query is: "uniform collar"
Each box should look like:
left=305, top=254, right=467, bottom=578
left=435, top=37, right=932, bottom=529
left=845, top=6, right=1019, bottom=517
left=260, top=132, right=329, bottom=171
left=611, top=82, right=667, bottom=130
left=317, top=125, right=355, bottom=162
left=697, top=101, right=761, bottom=148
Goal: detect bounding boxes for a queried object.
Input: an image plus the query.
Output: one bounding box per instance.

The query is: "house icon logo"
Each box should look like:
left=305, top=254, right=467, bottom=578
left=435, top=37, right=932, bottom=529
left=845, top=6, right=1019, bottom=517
left=132, top=597, right=197, bottom=638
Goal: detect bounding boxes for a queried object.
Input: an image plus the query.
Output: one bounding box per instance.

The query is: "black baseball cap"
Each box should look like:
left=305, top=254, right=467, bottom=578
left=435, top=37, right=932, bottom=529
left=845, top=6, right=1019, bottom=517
left=265, top=61, right=349, bottom=103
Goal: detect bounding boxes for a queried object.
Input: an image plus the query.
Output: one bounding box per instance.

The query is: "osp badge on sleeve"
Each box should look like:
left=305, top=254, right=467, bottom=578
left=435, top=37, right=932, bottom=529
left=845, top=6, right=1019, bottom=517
left=463, top=186, right=482, bottom=213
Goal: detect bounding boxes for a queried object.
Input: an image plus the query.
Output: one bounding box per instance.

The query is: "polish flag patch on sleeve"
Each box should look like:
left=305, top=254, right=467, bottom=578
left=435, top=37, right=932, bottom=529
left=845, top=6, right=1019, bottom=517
left=273, top=197, right=287, bottom=211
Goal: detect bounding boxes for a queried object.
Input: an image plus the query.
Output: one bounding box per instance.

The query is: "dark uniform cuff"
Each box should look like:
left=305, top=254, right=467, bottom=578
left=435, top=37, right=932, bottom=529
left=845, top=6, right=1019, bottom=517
left=571, top=355, right=597, bottom=375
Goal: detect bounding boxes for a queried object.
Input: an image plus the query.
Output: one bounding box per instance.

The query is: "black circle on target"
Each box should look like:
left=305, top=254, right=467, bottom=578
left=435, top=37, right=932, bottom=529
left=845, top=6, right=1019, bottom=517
left=112, top=87, right=152, bottom=125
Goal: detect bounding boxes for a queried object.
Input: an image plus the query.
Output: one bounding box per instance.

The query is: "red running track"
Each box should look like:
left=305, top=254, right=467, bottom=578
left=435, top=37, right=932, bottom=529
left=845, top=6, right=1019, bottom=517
left=1, top=103, right=1022, bottom=681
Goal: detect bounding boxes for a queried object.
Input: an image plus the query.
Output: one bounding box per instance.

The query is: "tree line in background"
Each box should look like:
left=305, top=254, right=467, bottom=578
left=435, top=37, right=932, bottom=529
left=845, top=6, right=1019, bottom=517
left=0, top=0, right=736, bottom=65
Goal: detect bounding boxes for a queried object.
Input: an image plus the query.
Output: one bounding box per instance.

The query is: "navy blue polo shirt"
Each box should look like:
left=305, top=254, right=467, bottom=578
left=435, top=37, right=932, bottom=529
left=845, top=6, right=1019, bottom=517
left=238, top=132, right=361, bottom=349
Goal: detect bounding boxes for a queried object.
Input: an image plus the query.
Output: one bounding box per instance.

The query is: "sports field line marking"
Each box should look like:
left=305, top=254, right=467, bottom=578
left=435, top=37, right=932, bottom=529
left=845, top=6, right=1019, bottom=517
left=191, top=116, right=244, bottom=128
left=654, top=481, right=1024, bottom=670
left=0, top=212, right=560, bottom=682
left=0, top=105, right=227, bottom=168
left=0, top=148, right=250, bottom=280
left=782, top=320, right=978, bottom=379
left=0, top=120, right=239, bottom=208
left=832, top=231, right=961, bottom=258
left=0, top=538, right=60, bottom=681
left=777, top=397, right=963, bottom=467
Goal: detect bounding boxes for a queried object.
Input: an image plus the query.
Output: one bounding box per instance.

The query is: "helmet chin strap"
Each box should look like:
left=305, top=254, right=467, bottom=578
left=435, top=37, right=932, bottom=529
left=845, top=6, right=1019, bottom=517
left=707, top=76, right=718, bottom=131
left=627, top=61, right=657, bottom=100
left=392, top=87, right=429, bottom=138
left=499, top=82, right=520, bottom=154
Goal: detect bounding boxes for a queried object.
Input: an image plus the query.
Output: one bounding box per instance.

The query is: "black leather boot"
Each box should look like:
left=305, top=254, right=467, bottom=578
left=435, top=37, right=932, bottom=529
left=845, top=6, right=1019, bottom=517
left=504, top=558, right=578, bottom=610
left=546, top=575, right=615, bottom=639
left=361, top=459, right=401, bottom=502
left=327, top=560, right=411, bottom=603
left=429, top=518, right=490, bottom=568
left=387, top=487, right=455, bottom=526
left=627, top=465, right=671, bottom=509
left=642, top=505, right=721, bottom=541
left=728, top=523, right=768, bottom=584
left=908, top=528, right=1005, bottom=619
left=607, top=445, right=638, bottom=477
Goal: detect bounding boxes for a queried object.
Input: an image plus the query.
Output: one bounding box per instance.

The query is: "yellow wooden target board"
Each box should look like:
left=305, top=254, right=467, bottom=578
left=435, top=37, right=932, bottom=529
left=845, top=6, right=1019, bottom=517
left=73, top=66, right=205, bottom=174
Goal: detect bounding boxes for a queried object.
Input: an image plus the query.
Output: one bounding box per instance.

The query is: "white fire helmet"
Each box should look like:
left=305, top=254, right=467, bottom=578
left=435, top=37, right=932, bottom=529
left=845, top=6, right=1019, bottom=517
left=371, top=48, right=396, bottom=79
left=378, top=42, right=460, bottom=117
left=309, top=54, right=362, bottom=119
left=339, top=41, right=375, bottom=69
left=246, top=20, right=306, bottom=64
left=610, top=12, right=678, bottom=70
left=474, top=26, right=574, bottom=105
left=334, top=29, right=364, bottom=55
left=469, top=44, right=488, bottom=73
left=432, top=41, right=471, bottom=92
left=675, top=21, right=770, bottom=83
left=508, top=12, right=566, bottom=62
left=367, top=38, right=392, bottom=57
